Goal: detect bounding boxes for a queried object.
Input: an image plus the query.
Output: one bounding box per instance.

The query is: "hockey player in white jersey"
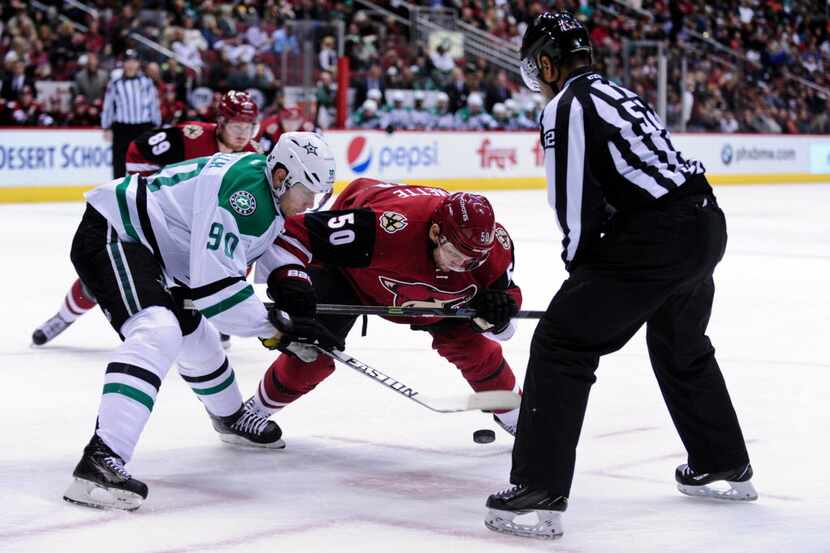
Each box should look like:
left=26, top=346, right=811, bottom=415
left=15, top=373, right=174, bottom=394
left=382, top=90, right=413, bottom=130
left=62, top=132, right=341, bottom=512
left=455, top=93, right=497, bottom=130
left=429, top=91, right=457, bottom=130
left=409, top=90, right=432, bottom=130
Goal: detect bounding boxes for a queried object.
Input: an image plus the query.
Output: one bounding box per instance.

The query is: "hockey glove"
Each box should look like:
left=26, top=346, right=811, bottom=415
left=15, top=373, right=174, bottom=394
left=470, top=289, right=518, bottom=333
left=266, top=265, right=317, bottom=318
left=262, top=307, right=345, bottom=363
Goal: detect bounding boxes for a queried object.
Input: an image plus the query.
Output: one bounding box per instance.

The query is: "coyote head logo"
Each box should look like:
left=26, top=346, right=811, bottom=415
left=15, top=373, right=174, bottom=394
left=379, top=276, right=477, bottom=309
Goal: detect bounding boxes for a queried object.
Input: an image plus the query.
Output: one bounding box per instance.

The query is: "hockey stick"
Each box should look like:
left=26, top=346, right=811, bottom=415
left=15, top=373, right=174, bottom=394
left=313, top=303, right=545, bottom=319
left=314, top=346, right=522, bottom=414
left=184, top=299, right=543, bottom=319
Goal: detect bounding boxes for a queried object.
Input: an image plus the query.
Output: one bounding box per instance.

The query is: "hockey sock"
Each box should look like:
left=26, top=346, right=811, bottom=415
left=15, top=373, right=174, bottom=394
left=180, top=357, right=241, bottom=417
left=253, top=354, right=334, bottom=415
left=177, top=319, right=242, bottom=417
left=98, top=307, right=181, bottom=462
left=58, top=278, right=97, bottom=323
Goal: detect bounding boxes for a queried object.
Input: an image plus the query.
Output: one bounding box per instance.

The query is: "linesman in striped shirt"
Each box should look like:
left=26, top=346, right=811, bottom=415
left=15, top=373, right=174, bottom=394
left=101, top=49, right=161, bottom=178
left=484, top=12, right=756, bottom=540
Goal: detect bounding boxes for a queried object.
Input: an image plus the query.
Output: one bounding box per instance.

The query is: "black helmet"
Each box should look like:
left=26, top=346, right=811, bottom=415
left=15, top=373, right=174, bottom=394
left=519, top=12, right=592, bottom=92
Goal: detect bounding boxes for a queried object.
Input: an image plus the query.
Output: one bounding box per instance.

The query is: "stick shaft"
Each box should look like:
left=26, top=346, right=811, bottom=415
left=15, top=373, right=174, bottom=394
left=312, top=303, right=545, bottom=319
left=314, top=347, right=520, bottom=413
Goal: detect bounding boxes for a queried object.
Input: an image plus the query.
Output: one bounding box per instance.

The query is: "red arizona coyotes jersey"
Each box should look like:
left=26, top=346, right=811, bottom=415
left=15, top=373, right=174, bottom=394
left=125, top=121, right=259, bottom=175
left=279, top=178, right=521, bottom=326
left=259, top=108, right=316, bottom=153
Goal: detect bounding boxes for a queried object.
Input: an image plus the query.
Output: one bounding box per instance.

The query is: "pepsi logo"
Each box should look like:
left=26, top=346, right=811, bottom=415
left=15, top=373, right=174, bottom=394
left=347, top=136, right=372, bottom=174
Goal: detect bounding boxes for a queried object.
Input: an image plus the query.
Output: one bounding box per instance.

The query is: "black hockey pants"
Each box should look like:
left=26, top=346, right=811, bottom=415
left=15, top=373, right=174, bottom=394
left=510, top=192, right=750, bottom=497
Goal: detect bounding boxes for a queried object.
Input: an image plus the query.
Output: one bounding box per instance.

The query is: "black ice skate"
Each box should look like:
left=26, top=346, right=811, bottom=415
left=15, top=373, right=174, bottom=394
left=676, top=462, right=758, bottom=501
left=484, top=485, right=567, bottom=540
left=63, top=434, right=148, bottom=511
left=210, top=398, right=285, bottom=449
left=32, top=314, right=72, bottom=346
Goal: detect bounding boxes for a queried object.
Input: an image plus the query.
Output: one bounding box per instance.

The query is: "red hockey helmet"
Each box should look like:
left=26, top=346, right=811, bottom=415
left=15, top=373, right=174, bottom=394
left=218, top=90, right=258, bottom=123
left=432, top=192, right=496, bottom=269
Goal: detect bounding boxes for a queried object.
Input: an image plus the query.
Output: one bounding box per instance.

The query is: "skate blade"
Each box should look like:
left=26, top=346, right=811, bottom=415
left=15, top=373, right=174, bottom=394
left=677, top=479, right=758, bottom=501
left=218, top=434, right=286, bottom=449
left=63, top=477, right=144, bottom=511
left=484, top=508, right=563, bottom=540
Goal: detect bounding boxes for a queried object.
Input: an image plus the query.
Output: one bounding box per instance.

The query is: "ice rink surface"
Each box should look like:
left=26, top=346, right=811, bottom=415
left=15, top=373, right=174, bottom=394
left=1, top=184, right=828, bottom=553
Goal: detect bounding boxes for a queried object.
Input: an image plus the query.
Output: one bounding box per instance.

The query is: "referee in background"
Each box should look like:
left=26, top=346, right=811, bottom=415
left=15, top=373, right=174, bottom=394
left=101, top=49, right=161, bottom=179
left=484, top=12, right=756, bottom=540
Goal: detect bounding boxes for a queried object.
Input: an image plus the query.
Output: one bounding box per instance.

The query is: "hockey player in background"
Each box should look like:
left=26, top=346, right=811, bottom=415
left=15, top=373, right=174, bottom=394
left=31, top=90, right=262, bottom=348
left=62, top=132, right=342, bottom=512
left=429, top=91, right=457, bottom=130
left=347, top=99, right=384, bottom=130
left=409, top=90, right=432, bottom=130
left=382, top=90, right=413, bottom=130
left=249, top=178, right=524, bottom=436
left=456, top=92, right=497, bottom=130
left=259, top=104, right=317, bottom=153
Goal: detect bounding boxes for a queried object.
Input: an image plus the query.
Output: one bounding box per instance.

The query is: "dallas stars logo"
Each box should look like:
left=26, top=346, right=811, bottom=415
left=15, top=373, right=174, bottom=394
left=302, top=142, right=319, bottom=156
left=229, top=190, right=257, bottom=216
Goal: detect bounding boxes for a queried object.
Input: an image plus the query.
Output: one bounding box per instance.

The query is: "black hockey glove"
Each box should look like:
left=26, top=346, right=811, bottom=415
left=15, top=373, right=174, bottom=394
left=470, top=289, right=518, bottom=333
left=266, top=265, right=317, bottom=318
left=260, top=306, right=345, bottom=363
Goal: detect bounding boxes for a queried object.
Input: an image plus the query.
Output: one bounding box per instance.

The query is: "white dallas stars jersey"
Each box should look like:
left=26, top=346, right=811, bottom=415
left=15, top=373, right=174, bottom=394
left=86, top=152, right=288, bottom=337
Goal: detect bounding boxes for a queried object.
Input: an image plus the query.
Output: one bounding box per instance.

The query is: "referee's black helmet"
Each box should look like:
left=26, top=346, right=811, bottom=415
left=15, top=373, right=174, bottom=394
left=519, top=12, right=592, bottom=91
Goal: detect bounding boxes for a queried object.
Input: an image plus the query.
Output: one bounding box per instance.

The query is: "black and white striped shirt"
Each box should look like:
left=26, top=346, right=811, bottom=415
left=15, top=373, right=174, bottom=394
left=101, top=73, right=161, bottom=128
left=540, top=68, right=706, bottom=270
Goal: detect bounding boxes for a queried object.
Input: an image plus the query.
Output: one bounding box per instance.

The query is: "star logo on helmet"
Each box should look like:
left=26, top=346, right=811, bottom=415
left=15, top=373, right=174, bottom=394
left=302, top=142, right=319, bottom=156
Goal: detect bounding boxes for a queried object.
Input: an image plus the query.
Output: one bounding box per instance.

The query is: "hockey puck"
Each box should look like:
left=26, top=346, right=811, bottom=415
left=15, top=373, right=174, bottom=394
left=473, top=429, right=496, bottom=444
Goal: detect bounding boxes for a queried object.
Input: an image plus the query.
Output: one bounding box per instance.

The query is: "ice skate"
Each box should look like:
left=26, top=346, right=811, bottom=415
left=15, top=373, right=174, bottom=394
left=210, top=398, right=285, bottom=449
left=63, top=434, right=148, bottom=511
left=484, top=484, right=567, bottom=540
left=676, top=463, right=757, bottom=501
left=32, top=314, right=72, bottom=346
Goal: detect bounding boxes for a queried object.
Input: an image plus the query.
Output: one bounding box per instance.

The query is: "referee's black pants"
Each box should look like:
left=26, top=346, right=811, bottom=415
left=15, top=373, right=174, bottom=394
left=111, top=122, right=154, bottom=179
left=511, top=191, right=750, bottom=498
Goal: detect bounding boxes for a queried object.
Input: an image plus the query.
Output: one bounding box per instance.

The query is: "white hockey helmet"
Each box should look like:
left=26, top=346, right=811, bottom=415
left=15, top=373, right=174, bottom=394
left=413, top=90, right=425, bottom=102
left=504, top=98, right=518, bottom=114
left=367, top=88, right=382, bottom=101
left=436, top=91, right=449, bottom=104
left=390, top=90, right=405, bottom=105
left=493, top=102, right=507, bottom=116
left=468, top=92, right=484, bottom=108
left=266, top=131, right=336, bottom=200
left=362, top=99, right=378, bottom=114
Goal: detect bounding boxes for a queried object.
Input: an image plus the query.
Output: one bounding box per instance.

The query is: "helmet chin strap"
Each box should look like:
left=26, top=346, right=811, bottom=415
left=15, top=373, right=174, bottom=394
left=541, top=61, right=562, bottom=94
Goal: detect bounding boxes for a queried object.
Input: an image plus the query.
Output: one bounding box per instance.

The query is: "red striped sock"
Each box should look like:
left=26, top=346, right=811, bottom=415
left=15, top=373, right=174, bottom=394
left=58, top=279, right=97, bottom=322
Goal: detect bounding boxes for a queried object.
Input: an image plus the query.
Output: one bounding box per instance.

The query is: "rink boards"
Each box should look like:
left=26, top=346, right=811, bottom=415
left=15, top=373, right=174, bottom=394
left=1, top=128, right=829, bottom=203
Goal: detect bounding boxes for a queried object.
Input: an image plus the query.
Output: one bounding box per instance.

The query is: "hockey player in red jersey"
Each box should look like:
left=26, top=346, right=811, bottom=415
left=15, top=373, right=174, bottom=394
left=251, top=178, right=524, bottom=436
left=258, top=105, right=317, bottom=153
left=124, top=89, right=261, bottom=175
left=31, top=91, right=261, bottom=346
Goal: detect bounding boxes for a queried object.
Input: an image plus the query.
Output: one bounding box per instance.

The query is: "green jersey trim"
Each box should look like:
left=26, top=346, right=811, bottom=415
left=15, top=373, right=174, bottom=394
left=115, top=177, right=140, bottom=242
left=145, top=158, right=210, bottom=192
left=200, top=285, right=255, bottom=318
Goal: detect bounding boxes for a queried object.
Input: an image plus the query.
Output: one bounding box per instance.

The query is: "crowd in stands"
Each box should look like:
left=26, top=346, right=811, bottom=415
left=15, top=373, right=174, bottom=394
left=0, top=0, right=828, bottom=134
